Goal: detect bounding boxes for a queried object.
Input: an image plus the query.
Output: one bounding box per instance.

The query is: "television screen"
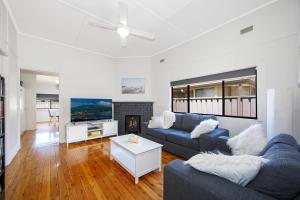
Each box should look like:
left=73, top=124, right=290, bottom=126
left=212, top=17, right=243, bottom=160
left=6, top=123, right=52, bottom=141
left=71, top=98, right=112, bottom=122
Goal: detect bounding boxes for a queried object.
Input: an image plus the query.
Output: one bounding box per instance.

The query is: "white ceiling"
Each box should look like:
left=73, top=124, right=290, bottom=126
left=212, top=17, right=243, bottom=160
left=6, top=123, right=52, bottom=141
left=8, top=0, right=276, bottom=58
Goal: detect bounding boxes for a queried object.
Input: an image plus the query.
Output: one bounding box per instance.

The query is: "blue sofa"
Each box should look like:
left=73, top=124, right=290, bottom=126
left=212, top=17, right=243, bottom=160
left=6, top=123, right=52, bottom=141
left=164, top=134, right=300, bottom=200
left=142, top=113, right=229, bottom=159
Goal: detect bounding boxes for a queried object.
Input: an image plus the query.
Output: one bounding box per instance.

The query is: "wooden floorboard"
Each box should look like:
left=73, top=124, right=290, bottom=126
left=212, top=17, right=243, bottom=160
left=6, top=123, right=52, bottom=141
left=5, top=124, right=181, bottom=200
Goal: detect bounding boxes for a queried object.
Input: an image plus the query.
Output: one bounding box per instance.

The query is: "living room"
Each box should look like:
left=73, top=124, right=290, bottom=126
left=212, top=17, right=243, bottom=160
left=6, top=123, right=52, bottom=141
left=0, top=0, right=299, bottom=199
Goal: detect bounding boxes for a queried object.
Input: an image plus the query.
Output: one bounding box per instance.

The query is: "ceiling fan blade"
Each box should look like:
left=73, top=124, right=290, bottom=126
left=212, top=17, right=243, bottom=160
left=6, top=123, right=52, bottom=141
left=120, top=36, right=127, bottom=47
left=88, top=21, right=117, bottom=31
left=119, top=1, right=128, bottom=25
left=129, top=28, right=155, bottom=40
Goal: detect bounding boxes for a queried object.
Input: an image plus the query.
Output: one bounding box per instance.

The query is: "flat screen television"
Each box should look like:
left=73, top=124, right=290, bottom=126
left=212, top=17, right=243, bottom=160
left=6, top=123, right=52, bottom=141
left=71, top=98, right=112, bottom=122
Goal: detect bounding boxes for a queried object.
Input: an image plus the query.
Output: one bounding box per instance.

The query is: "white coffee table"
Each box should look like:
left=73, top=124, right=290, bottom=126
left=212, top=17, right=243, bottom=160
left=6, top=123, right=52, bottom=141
left=110, top=134, right=163, bottom=184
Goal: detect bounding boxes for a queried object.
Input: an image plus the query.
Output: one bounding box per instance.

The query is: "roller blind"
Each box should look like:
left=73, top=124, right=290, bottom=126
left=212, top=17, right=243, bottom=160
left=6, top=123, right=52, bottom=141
left=36, top=93, right=59, bottom=100
left=170, top=67, right=256, bottom=86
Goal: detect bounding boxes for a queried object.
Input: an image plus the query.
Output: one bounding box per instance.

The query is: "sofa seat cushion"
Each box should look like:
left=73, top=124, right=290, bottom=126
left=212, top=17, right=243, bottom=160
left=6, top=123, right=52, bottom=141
left=166, top=130, right=199, bottom=150
left=146, top=128, right=177, bottom=140
left=181, top=113, right=217, bottom=132
left=164, top=160, right=276, bottom=200
left=247, top=134, right=300, bottom=200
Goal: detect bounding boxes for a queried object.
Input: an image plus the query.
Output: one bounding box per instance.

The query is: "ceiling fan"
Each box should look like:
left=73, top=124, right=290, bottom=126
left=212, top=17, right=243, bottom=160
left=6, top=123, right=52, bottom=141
left=88, top=2, right=155, bottom=47
left=58, top=0, right=155, bottom=47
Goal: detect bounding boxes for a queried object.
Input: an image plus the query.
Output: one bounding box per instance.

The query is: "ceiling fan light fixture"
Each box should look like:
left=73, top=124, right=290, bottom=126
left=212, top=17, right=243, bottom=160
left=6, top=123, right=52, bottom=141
left=85, top=1, right=155, bottom=46
left=117, top=26, right=129, bottom=37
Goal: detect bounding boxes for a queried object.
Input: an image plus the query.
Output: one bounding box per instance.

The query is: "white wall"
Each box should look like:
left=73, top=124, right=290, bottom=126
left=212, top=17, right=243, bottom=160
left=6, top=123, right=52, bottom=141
left=36, top=109, right=59, bottom=122
left=20, top=71, right=36, bottom=130
left=113, top=58, right=152, bottom=101
left=299, top=0, right=300, bottom=86
left=17, top=0, right=300, bottom=146
left=267, top=88, right=294, bottom=140
left=0, top=0, right=20, bottom=165
left=18, top=33, right=155, bottom=142
left=18, top=35, right=117, bottom=142
left=20, top=86, right=26, bottom=134
left=36, top=82, right=59, bottom=95
left=151, top=0, right=300, bottom=140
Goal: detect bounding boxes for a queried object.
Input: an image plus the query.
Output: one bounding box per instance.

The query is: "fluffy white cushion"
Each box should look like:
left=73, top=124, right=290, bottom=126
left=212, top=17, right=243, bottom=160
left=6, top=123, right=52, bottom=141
left=162, top=111, right=176, bottom=129
left=227, top=124, right=267, bottom=156
left=148, top=116, right=163, bottom=128
left=148, top=111, right=175, bottom=129
left=184, top=152, right=267, bottom=186
left=191, top=119, right=219, bottom=138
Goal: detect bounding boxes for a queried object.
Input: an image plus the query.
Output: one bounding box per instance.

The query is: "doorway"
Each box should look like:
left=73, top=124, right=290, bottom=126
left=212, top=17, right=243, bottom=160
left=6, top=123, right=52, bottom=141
left=20, top=70, right=60, bottom=146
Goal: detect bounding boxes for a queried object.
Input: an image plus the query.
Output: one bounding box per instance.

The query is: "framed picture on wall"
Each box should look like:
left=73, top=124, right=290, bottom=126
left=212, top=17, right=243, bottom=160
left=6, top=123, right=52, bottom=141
left=121, top=78, right=145, bottom=94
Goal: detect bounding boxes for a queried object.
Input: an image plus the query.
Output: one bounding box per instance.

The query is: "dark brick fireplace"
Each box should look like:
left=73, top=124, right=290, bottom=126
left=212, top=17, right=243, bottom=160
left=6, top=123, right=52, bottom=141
left=113, top=102, right=153, bottom=135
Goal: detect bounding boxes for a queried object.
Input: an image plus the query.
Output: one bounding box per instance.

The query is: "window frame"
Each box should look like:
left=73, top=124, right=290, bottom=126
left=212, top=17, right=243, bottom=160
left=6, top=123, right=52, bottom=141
left=36, top=100, right=60, bottom=109
left=171, top=69, right=257, bottom=119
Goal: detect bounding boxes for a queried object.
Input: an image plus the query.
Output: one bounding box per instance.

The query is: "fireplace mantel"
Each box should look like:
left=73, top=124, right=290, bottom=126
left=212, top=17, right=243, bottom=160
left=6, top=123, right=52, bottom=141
left=113, top=102, right=153, bottom=135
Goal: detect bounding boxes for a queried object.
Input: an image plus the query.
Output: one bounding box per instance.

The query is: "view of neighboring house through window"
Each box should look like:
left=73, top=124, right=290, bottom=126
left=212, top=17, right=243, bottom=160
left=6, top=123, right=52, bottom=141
left=171, top=67, right=257, bottom=119
left=189, top=81, right=223, bottom=115
left=224, top=76, right=256, bottom=118
left=172, top=86, right=188, bottom=112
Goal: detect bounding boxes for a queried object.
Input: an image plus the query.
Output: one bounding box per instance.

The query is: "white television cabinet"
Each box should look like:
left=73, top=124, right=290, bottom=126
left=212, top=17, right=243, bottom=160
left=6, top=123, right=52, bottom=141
left=66, top=120, right=118, bottom=145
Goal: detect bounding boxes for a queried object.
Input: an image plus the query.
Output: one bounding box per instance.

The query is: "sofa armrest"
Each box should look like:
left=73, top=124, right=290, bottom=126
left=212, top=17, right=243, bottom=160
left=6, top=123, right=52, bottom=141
left=143, top=121, right=149, bottom=129
left=215, top=136, right=231, bottom=154
left=197, top=128, right=230, bottom=152
left=208, top=128, right=229, bottom=138
left=164, top=160, right=276, bottom=200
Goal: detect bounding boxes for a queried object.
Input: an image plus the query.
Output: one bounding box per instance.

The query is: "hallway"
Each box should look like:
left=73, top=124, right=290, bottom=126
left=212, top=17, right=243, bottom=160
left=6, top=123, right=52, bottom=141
left=34, top=123, right=59, bottom=147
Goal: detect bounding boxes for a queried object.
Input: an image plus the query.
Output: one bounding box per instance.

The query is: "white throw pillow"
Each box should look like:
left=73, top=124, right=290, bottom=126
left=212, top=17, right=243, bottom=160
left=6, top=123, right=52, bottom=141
left=148, top=111, right=175, bottom=129
left=227, top=124, right=267, bottom=156
left=162, top=111, right=176, bottom=129
left=191, top=119, right=219, bottom=139
left=184, top=152, right=267, bottom=186
left=148, top=116, right=163, bottom=128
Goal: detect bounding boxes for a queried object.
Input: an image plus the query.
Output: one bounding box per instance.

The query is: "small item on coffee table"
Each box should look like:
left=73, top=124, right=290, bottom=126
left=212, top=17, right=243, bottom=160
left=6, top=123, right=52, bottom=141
left=128, top=135, right=141, bottom=143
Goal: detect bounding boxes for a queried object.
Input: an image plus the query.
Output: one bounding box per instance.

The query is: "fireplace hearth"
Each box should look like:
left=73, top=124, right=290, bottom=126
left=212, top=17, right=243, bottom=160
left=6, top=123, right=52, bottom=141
left=125, top=115, right=141, bottom=134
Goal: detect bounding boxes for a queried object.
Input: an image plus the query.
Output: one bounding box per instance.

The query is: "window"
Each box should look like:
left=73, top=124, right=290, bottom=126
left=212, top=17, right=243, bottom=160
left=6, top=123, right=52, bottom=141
left=224, top=76, right=256, bottom=118
left=36, top=100, right=59, bottom=109
left=171, top=67, right=257, bottom=119
left=36, top=94, right=59, bottom=109
left=172, top=85, right=188, bottom=112
left=189, top=80, right=223, bottom=115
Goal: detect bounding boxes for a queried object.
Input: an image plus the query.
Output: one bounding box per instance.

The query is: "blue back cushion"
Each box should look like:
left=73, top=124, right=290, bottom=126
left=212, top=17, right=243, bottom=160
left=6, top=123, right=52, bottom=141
left=180, top=113, right=217, bottom=132
left=259, top=133, right=299, bottom=156
left=247, top=134, right=300, bottom=200
left=172, top=113, right=185, bottom=130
